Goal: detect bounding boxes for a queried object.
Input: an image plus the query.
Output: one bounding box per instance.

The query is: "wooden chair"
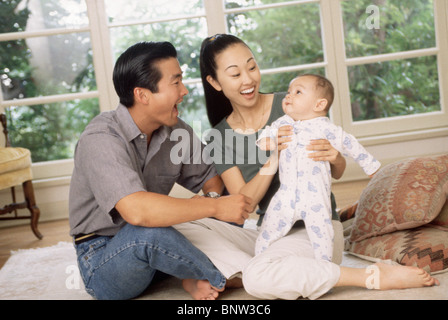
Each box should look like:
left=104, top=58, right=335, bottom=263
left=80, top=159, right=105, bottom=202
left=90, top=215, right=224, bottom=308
left=0, top=113, right=42, bottom=239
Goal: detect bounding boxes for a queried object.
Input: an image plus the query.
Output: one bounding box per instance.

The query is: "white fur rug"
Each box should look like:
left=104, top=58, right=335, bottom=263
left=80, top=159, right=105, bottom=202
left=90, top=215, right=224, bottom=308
left=0, top=242, right=91, bottom=300
left=0, top=241, right=446, bottom=300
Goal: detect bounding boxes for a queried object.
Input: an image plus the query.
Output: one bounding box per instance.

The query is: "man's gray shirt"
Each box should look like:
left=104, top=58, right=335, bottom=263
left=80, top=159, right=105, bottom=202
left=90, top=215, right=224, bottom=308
left=69, top=104, right=217, bottom=236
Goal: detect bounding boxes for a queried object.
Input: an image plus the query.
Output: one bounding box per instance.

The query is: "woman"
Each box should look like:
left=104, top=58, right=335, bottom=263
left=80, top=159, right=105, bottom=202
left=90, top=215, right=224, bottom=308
left=201, top=34, right=345, bottom=229
left=195, top=33, right=438, bottom=299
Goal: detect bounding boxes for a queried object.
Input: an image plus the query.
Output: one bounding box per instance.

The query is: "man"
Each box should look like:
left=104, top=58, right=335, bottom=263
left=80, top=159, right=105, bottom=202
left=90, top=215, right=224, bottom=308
left=69, top=41, right=253, bottom=300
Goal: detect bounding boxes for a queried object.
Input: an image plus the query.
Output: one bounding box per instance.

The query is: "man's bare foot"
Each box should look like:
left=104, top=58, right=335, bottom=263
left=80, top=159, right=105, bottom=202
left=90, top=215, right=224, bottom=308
left=374, top=263, right=439, bottom=290
left=182, top=279, right=224, bottom=300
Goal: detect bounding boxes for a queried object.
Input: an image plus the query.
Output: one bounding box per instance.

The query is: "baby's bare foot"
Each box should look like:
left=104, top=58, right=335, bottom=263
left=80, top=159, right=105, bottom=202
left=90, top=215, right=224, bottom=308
left=373, top=263, right=439, bottom=290
left=182, top=279, right=224, bottom=300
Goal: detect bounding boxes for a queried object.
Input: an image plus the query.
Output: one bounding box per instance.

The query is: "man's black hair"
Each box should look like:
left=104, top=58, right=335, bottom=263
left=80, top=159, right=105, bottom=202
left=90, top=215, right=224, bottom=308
left=113, top=41, right=177, bottom=107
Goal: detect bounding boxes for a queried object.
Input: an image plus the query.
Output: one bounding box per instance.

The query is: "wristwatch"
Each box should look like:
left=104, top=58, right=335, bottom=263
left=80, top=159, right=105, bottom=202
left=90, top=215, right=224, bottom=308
left=204, top=191, right=221, bottom=198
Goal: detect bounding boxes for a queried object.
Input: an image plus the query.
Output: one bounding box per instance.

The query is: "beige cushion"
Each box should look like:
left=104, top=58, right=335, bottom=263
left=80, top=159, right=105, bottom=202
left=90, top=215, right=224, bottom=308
left=0, top=147, right=33, bottom=189
left=0, top=167, right=33, bottom=189
left=0, top=147, right=31, bottom=174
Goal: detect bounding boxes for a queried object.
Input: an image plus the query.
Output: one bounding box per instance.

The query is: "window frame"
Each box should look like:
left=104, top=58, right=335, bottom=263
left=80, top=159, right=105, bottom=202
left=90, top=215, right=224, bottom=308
left=0, top=0, right=447, bottom=182
left=327, top=0, right=448, bottom=144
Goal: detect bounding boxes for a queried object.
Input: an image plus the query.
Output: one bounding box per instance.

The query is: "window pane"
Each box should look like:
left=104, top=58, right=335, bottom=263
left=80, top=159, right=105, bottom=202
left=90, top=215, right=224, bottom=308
left=1, top=0, right=88, bottom=33
left=110, top=18, right=207, bottom=80
left=1, top=1, right=30, bottom=33
left=5, top=99, right=100, bottom=162
left=1, top=1, right=97, bottom=164
left=348, top=56, right=440, bottom=121
left=226, top=3, right=323, bottom=69
left=1, top=32, right=96, bottom=100
left=225, top=0, right=306, bottom=9
left=105, top=0, right=204, bottom=24
left=342, top=0, right=435, bottom=58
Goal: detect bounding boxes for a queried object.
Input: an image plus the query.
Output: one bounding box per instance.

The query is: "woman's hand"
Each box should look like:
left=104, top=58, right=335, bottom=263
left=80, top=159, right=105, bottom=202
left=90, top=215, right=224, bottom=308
left=277, top=125, right=293, bottom=151
left=306, top=139, right=339, bottom=163
left=306, top=139, right=346, bottom=179
left=257, top=125, right=292, bottom=176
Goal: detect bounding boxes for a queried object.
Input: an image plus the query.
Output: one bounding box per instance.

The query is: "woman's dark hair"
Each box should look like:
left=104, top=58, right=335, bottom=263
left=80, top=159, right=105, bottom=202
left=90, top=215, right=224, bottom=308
left=200, top=34, right=249, bottom=127
left=113, top=41, right=177, bottom=107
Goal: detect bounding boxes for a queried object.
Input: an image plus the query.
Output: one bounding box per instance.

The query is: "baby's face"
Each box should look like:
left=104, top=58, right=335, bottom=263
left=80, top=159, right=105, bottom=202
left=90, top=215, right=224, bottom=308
left=283, top=76, right=320, bottom=120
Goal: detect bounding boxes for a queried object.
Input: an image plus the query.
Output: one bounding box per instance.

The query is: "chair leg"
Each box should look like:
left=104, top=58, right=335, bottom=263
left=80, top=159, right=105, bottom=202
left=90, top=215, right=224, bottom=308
left=22, top=180, right=43, bottom=239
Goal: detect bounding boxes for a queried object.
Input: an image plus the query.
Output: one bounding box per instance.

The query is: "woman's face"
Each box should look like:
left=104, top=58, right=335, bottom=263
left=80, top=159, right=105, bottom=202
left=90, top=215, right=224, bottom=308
left=207, top=43, right=262, bottom=109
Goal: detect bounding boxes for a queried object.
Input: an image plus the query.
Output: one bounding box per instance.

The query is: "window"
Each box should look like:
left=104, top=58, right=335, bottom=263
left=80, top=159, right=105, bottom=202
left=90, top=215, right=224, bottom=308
left=331, top=0, right=448, bottom=140
left=1, top=0, right=447, bottom=183
left=104, top=0, right=210, bottom=134
left=343, top=0, right=439, bottom=123
left=220, top=0, right=448, bottom=141
left=0, top=0, right=100, bottom=169
left=225, top=0, right=327, bottom=91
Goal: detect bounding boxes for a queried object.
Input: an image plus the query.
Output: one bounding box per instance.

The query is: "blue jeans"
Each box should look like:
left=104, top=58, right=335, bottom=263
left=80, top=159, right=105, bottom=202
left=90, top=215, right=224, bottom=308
left=74, top=223, right=226, bottom=300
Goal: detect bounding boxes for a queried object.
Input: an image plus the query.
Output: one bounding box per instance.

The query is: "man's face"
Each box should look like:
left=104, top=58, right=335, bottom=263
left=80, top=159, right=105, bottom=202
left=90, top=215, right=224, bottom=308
left=148, top=57, right=189, bottom=127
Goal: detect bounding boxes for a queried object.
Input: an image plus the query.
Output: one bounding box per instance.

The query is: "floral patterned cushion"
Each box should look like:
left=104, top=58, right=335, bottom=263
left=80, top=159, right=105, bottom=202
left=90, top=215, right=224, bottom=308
left=349, top=154, right=448, bottom=242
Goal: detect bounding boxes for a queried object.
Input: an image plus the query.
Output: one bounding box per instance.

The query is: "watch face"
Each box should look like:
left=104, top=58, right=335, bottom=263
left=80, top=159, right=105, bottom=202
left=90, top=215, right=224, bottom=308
left=206, top=192, right=220, bottom=198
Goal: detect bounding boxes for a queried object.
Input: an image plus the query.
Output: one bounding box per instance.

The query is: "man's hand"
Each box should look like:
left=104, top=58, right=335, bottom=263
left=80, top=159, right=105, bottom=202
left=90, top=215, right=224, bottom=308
left=213, top=194, right=254, bottom=225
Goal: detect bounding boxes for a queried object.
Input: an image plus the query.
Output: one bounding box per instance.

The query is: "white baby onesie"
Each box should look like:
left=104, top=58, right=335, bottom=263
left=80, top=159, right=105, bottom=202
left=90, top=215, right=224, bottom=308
left=255, top=115, right=380, bottom=260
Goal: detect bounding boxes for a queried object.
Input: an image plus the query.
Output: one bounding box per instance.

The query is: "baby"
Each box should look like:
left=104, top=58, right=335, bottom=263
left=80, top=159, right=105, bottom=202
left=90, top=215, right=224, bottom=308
left=255, top=74, right=381, bottom=261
